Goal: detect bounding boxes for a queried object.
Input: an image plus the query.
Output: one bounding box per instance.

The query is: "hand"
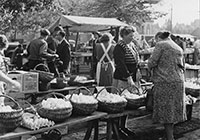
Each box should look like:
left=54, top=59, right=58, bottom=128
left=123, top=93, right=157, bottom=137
left=11, top=80, right=21, bottom=91
left=127, top=76, right=136, bottom=87
left=53, top=54, right=59, bottom=58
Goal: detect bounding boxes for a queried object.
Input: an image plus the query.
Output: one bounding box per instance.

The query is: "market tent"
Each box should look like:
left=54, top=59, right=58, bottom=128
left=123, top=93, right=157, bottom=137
left=49, top=15, right=129, bottom=32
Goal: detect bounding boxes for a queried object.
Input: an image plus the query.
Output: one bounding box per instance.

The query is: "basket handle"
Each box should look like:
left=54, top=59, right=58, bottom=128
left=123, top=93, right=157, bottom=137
left=95, top=86, right=120, bottom=98
left=23, top=100, right=40, bottom=117
left=120, top=84, right=141, bottom=95
left=0, top=94, right=21, bottom=109
left=69, top=86, right=92, bottom=99
left=34, top=63, right=50, bottom=72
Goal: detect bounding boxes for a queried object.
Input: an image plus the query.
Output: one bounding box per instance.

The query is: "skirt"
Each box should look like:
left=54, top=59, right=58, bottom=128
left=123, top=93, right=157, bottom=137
left=153, top=82, right=187, bottom=124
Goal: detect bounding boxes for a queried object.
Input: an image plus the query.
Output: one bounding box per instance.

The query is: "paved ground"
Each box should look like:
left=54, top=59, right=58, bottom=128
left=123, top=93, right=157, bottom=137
left=61, top=99, right=200, bottom=140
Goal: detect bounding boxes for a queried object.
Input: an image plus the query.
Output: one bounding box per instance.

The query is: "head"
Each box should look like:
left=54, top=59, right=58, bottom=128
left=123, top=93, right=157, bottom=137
left=99, top=33, right=113, bottom=44
left=141, top=35, right=145, bottom=40
left=0, top=35, right=8, bottom=50
left=52, top=26, right=64, bottom=37
left=120, top=26, right=135, bottom=44
left=40, top=29, right=50, bottom=40
left=56, top=31, right=66, bottom=41
left=92, top=32, right=101, bottom=39
left=155, top=31, right=170, bottom=43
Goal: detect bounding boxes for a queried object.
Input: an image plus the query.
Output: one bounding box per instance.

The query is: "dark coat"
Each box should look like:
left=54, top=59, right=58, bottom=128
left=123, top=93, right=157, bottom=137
left=56, top=39, right=71, bottom=73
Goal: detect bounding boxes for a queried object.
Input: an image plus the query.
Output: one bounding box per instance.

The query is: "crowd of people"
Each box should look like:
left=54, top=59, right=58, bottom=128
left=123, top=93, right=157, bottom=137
left=0, top=24, right=197, bottom=140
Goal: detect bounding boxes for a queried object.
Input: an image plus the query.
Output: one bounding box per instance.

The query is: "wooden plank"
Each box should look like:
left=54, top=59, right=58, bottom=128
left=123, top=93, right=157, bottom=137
left=0, top=112, right=107, bottom=140
left=101, top=107, right=150, bottom=120
left=23, top=86, right=78, bottom=95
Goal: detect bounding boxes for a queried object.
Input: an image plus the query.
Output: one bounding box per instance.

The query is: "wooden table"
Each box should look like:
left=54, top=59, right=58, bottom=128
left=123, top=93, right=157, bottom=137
left=23, top=86, right=78, bottom=104
left=0, top=111, right=107, bottom=140
left=100, top=107, right=151, bottom=140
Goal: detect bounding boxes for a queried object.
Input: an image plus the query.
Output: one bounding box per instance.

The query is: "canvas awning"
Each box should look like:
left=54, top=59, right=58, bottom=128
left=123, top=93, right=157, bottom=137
left=49, top=15, right=129, bottom=32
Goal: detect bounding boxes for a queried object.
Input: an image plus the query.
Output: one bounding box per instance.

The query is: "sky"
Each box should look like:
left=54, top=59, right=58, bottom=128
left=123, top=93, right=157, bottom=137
left=153, top=0, right=200, bottom=26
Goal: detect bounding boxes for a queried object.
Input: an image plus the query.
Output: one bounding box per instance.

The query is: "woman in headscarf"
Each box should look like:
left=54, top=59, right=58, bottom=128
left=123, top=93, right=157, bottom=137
left=148, top=31, right=187, bottom=140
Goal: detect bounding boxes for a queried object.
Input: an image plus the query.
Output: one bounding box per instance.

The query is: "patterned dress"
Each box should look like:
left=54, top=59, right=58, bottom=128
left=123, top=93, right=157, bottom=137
left=148, top=38, right=187, bottom=124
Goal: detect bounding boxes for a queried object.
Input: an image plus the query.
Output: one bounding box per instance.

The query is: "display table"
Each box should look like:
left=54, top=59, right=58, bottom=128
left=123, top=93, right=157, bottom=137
left=100, top=107, right=151, bottom=140
left=24, top=86, right=78, bottom=104
left=0, top=111, right=107, bottom=140
left=185, top=64, right=200, bottom=79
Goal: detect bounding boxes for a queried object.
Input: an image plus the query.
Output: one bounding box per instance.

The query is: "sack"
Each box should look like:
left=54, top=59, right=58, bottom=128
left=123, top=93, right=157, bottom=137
left=145, top=86, right=154, bottom=111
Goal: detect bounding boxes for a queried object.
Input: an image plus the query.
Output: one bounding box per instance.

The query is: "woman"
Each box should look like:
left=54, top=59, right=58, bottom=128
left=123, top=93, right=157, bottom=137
left=112, top=26, right=140, bottom=137
left=113, top=26, right=140, bottom=90
left=148, top=31, right=187, bottom=140
left=95, top=33, right=115, bottom=86
left=0, top=35, right=21, bottom=105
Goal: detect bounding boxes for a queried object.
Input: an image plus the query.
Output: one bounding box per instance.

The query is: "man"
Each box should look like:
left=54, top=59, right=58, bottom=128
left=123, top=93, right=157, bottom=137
left=55, top=31, right=71, bottom=74
left=27, top=29, right=58, bottom=70
left=46, top=26, right=64, bottom=76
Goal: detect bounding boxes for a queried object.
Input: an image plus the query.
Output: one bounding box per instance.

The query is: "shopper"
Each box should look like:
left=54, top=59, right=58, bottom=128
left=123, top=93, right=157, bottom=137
left=47, top=26, right=64, bottom=76
left=27, top=29, right=58, bottom=70
left=0, top=35, right=21, bottom=105
left=55, top=30, right=71, bottom=74
left=148, top=31, right=187, bottom=140
left=95, top=33, right=115, bottom=86
left=112, top=26, right=140, bottom=137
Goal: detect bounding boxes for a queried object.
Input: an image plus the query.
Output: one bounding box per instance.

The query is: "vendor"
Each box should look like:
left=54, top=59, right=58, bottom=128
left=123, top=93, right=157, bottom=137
left=27, top=29, right=58, bottom=70
left=113, top=26, right=140, bottom=136
left=0, top=35, right=21, bottom=105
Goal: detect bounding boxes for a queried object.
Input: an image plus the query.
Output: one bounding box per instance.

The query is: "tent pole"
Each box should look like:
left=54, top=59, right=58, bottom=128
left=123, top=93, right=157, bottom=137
left=75, top=32, right=79, bottom=51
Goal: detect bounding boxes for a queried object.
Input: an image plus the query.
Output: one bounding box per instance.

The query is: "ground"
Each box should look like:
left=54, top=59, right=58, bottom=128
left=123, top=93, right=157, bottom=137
left=61, top=98, right=200, bottom=140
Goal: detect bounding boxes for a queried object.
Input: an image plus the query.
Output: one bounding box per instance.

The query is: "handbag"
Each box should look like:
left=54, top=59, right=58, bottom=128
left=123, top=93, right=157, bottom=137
left=145, top=86, right=154, bottom=111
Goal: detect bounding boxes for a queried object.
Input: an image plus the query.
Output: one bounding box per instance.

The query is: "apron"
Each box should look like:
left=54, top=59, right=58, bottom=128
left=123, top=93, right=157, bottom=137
left=96, top=43, right=115, bottom=86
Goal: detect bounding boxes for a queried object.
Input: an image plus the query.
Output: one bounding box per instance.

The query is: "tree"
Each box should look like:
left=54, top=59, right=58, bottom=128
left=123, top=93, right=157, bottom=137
left=0, top=0, right=58, bottom=36
left=77, top=0, right=165, bottom=26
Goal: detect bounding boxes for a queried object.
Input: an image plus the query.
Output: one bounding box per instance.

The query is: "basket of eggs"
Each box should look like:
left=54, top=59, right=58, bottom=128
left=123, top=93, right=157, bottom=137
left=96, top=86, right=127, bottom=113
left=37, top=92, right=72, bottom=122
left=121, top=85, right=146, bottom=110
left=67, top=86, right=98, bottom=115
left=0, top=95, right=23, bottom=133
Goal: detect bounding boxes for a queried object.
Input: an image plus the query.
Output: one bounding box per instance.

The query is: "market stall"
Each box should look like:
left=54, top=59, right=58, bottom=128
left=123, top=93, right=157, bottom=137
left=49, top=15, right=129, bottom=75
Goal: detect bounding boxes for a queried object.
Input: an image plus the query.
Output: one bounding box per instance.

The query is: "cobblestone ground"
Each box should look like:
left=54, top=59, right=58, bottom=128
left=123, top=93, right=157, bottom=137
left=62, top=100, right=200, bottom=140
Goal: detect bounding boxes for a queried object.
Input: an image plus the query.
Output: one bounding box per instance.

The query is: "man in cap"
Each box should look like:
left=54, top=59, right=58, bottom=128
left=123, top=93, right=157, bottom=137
left=46, top=26, right=64, bottom=76
left=27, top=29, right=58, bottom=70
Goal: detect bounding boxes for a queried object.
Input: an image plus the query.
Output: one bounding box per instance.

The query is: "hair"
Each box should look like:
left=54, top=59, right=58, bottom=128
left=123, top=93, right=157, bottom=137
left=155, top=31, right=170, bottom=40
left=0, top=35, right=8, bottom=49
left=40, top=29, right=50, bottom=36
left=120, top=26, right=135, bottom=38
left=54, top=26, right=64, bottom=32
left=58, top=31, right=66, bottom=38
left=100, top=33, right=113, bottom=43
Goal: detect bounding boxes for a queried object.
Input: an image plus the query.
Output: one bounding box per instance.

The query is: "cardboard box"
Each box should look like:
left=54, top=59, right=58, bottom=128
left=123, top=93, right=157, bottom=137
left=5, top=70, right=39, bottom=94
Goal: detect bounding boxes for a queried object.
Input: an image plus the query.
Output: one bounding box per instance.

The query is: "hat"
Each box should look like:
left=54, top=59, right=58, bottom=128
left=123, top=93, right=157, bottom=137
left=40, top=29, right=50, bottom=36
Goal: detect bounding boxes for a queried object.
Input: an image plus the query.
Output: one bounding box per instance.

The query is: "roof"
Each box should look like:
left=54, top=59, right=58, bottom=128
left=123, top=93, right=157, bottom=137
left=49, top=15, right=129, bottom=32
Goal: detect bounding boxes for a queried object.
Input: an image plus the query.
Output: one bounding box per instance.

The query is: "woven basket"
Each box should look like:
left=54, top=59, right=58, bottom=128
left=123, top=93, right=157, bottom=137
left=31, top=63, right=54, bottom=83
left=37, top=92, right=72, bottom=122
left=96, top=86, right=127, bottom=113
left=0, top=95, right=23, bottom=133
left=70, top=86, right=98, bottom=115
left=121, top=85, right=146, bottom=110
